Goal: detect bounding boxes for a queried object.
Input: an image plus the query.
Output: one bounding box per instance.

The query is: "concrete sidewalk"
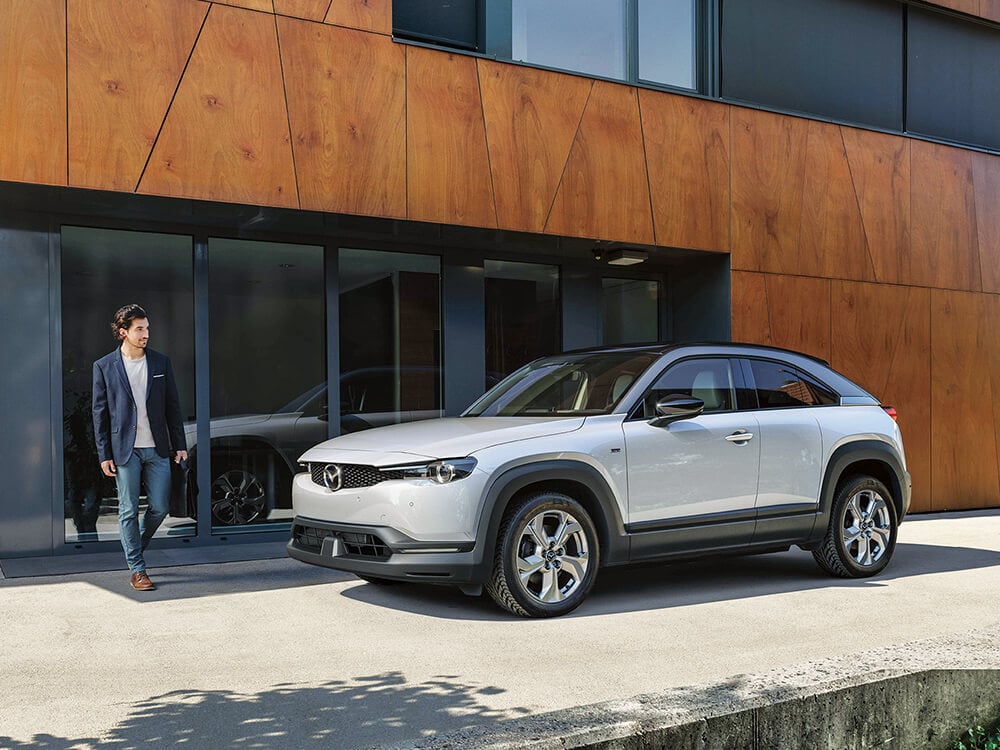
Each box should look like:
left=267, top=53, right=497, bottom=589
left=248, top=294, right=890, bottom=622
left=1, top=509, right=999, bottom=749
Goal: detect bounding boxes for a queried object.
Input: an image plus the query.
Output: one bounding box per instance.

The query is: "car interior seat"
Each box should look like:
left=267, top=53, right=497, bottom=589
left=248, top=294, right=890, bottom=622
left=691, top=370, right=726, bottom=411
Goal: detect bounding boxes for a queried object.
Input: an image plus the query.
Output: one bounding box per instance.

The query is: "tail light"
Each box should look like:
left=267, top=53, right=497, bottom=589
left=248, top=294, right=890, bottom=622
left=882, top=406, right=898, bottom=422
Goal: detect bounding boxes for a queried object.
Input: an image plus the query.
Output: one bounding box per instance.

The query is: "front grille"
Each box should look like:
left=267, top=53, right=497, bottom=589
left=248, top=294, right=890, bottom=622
left=291, top=523, right=391, bottom=560
left=309, top=462, right=404, bottom=490
left=340, top=532, right=391, bottom=560
left=292, top=523, right=328, bottom=553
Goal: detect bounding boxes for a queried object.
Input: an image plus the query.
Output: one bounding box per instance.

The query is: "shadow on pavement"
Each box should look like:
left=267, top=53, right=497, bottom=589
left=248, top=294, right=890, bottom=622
left=341, top=539, right=1000, bottom=621
left=0, top=557, right=355, bottom=601
left=0, top=672, right=529, bottom=750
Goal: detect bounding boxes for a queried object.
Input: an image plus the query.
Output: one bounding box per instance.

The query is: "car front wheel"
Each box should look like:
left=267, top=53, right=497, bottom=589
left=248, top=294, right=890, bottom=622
left=813, top=475, right=898, bottom=578
left=486, top=491, right=600, bottom=617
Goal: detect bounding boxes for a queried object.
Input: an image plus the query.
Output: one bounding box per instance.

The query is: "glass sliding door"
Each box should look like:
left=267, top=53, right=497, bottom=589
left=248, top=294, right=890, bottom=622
left=61, top=227, right=195, bottom=543
left=485, top=260, right=559, bottom=383
left=601, top=278, right=659, bottom=344
left=339, top=248, right=441, bottom=433
left=207, top=239, right=325, bottom=532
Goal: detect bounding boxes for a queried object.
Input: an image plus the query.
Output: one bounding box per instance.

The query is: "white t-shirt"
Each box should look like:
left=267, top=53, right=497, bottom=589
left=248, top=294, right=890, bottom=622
left=122, top=354, right=156, bottom=449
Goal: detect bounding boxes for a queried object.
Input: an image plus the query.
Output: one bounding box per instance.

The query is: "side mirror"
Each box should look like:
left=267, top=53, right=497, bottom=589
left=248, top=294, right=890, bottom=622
left=649, top=395, right=705, bottom=427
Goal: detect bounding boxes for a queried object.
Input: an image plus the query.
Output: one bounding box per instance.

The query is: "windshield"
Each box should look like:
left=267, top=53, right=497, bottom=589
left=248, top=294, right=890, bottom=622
left=464, top=350, right=661, bottom=417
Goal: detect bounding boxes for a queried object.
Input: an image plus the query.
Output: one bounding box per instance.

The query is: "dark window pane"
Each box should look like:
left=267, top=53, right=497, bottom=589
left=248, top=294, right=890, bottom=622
left=339, top=248, right=442, bottom=433
left=208, top=239, right=325, bottom=532
left=485, top=260, right=559, bottom=383
left=61, top=227, right=195, bottom=543
left=646, top=358, right=735, bottom=416
left=749, top=360, right=837, bottom=409
left=907, top=9, right=1000, bottom=150
left=394, top=0, right=478, bottom=49
left=721, top=0, right=903, bottom=130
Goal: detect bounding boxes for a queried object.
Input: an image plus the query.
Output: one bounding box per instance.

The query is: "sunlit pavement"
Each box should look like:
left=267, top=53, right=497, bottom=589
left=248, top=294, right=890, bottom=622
left=1, top=509, right=998, bottom=749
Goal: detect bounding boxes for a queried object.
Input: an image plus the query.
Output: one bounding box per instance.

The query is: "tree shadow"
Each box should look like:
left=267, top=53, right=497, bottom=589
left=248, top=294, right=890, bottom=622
left=0, top=672, right=529, bottom=750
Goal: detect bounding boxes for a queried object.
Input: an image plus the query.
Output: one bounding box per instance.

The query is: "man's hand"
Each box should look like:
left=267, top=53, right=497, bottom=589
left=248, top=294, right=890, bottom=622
left=175, top=450, right=188, bottom=464
left=100, top=460, right=116, bottom=477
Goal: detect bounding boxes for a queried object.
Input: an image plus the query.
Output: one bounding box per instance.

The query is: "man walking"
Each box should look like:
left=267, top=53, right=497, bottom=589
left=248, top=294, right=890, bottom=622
left=92, top=304, right=187, bottom=591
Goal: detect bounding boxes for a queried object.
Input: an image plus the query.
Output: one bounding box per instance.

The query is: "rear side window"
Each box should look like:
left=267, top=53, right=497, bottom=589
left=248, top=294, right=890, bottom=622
left=748, top=359, right=838, bottom=408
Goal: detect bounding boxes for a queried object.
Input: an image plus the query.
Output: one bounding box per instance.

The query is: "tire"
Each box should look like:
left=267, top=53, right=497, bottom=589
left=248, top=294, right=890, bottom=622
left=813, top=475, right=898, bottom=578
left=485, top=491, right=600, bottom=618
left=210, top=465, right=268, bottom=526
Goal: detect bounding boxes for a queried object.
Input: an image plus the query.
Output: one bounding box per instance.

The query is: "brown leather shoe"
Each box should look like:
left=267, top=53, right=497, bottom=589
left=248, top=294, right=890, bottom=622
left=130, top=571, right=155, bottom=591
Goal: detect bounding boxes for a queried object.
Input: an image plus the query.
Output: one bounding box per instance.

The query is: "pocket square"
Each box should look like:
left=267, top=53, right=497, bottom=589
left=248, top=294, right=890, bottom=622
left=153, top=373, right=165, bottom=378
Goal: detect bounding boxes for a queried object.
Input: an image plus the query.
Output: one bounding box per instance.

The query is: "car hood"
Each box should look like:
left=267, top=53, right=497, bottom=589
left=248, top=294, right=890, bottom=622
left=183, top=413, right=278, bottom=437
left=299, top=417, right=585, bottom=465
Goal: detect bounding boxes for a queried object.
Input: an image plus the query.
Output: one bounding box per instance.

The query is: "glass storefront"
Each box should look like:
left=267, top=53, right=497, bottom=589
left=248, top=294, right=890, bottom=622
left=206, top=239, right=325, bottom=532
left=485, top=260, right=560, bottom=384
left=57, top=226, right=669, bottom=551
left=61, top=227, right=195, bottom=543
left=601, top=278, right=660, bottom=344
left=339, top=248, right=442, bottom=433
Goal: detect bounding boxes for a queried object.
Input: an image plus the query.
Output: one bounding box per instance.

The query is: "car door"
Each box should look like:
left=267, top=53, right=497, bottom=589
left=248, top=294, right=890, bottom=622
left=621, top=357, right=760, bottom=552
left=740, top=358, right=829, bottom=544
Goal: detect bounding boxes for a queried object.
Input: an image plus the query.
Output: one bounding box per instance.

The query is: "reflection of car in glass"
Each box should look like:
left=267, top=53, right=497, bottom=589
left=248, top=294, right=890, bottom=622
left=288, top=343, right=911, bottom=618
left=186, top=366, right=481, bottom=526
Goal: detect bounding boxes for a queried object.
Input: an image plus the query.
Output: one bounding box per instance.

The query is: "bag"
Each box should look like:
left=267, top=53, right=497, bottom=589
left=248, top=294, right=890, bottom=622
left=168, top=458, right=191, bottom=518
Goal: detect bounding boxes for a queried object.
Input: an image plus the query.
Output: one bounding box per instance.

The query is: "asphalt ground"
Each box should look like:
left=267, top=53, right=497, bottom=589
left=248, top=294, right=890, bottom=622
left=1, top=509, right=999, bottom=749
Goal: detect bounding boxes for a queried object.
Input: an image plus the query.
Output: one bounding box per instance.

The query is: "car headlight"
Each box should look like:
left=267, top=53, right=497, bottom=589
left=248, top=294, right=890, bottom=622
left=394, top=458, right=478, bottom=484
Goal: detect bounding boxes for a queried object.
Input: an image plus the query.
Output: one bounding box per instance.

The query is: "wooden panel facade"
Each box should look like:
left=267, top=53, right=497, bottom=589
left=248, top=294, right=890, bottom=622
left=68, top=0, right=208, bottom=192
left=545, top=81, right=655, bottom=245
left=0, top=0, right=67, bottom=186
left=273, top=0, right=331, bottom=22
left=324, top=0, right=391, bottom=35
left=973, top=151, right=1000, bottom=294
left=478, top=60, right=592, bottom=234
left=2, top=0, right=999, bottom=512
left=931, top=290, right=1000, bottom=509
left=139, top=4, right=298, bottom=207
left=278, top=17, right=405, bottom=217
left=405, top=47, right=496, bottom=228
left=907, top=141, right=981, bottom=292
left=639, top=90, right=730, bottom=253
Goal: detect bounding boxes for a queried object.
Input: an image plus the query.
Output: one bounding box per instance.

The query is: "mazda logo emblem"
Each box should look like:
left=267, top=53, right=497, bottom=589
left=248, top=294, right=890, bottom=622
left=322, top=464, right=343, bottom=492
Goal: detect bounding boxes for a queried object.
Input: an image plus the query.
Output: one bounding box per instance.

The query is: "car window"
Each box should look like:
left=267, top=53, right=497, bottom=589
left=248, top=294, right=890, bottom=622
left=748, top=359, right=838, bottom=408
left=640, top=358, right=736, bottom=418
left=466, top=350, right=661, bottom=417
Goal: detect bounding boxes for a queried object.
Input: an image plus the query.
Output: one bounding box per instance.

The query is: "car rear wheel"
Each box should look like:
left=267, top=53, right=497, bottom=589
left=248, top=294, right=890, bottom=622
left=813, top=475, right=898, bottom=577
left=485, top=491, right=599, bottom=618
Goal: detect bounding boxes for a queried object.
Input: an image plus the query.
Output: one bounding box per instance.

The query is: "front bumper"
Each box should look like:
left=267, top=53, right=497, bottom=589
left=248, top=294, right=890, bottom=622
left=287, top=515, right=489, bottom=585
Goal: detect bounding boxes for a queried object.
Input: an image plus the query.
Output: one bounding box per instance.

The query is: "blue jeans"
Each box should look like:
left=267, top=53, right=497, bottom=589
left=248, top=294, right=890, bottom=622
left=116, top=447, right=171, bottom=573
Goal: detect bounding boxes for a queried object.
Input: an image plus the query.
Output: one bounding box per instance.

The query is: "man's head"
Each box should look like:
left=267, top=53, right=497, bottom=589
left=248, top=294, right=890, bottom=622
left=111, top=304, right=149, bottom=349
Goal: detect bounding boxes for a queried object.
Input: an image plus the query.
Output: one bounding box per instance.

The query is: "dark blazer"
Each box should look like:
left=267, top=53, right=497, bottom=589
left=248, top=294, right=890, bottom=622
left=92, top=348, right=186, bottom=466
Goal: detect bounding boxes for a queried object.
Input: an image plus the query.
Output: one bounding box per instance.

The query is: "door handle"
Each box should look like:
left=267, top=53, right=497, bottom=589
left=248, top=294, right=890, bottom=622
left=725, top=430, right=754, bottom=444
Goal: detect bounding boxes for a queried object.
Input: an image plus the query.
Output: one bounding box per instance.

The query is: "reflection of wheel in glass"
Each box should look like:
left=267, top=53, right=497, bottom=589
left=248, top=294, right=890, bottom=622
left=211, top=466, right=267, bottom=526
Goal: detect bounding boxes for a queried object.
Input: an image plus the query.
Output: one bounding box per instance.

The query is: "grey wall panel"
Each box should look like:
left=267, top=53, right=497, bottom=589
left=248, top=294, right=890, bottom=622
left=443, top=259, right=486, bottom=415
left=0, top=221, right=54, bottom=557
left=562, top=272, right=601, bottom=350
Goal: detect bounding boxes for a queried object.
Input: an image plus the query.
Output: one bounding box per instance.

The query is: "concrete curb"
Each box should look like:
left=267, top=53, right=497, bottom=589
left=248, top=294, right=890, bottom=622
left=387, top=625, right=1000, bottom=750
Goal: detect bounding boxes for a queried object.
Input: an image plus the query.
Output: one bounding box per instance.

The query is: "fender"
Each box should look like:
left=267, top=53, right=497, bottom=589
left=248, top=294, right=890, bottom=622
left=807, top=439, right=911, bottom=546
left=467, top=459, right=630, bottom=581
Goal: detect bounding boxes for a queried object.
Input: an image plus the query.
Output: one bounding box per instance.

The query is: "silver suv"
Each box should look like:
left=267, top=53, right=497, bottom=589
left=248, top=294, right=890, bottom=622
left=288, top=344, right=911, bottom=617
